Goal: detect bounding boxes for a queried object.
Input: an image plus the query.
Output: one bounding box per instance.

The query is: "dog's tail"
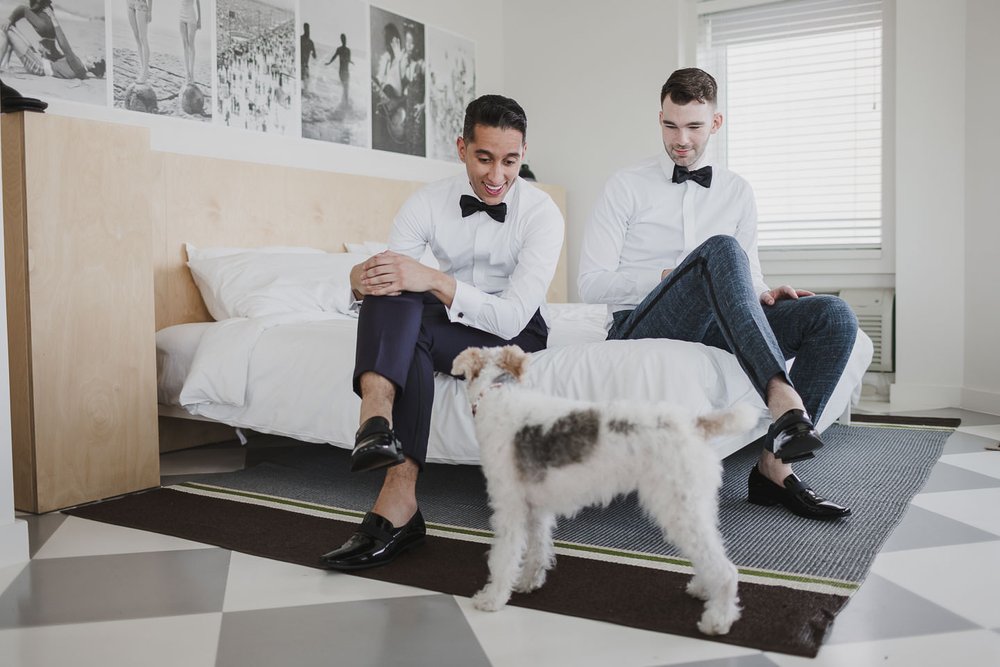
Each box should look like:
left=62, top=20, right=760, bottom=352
left=695, top=403, right=761, bottom=440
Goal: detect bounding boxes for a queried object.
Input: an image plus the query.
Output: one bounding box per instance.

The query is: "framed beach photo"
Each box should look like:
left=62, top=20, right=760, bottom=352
left=0, top=0, right=107, bottom=106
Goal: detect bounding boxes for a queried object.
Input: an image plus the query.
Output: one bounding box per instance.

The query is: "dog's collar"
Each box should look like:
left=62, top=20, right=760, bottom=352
left=471, top=372, right=516, bottom=416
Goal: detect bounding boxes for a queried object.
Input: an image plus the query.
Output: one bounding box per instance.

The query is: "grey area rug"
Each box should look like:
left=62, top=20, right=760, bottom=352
left=174, top=423, right=949, bottom=585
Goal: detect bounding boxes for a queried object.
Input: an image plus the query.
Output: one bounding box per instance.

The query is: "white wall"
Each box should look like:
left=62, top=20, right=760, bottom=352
left=503, top=0, right=687, bottom=301
left=889, top=0, right=967, bottom=410
left=962, top=0, right=1000, bottom=415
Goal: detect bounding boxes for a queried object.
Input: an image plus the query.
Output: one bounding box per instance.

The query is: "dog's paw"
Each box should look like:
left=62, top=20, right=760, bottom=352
left=472, top=587, right=509, bottom=612
left=686, top=576, right=710, bottom=601
left=696, top=602, right=741, bottom=636
left=513, top=568, right=547, bottom=593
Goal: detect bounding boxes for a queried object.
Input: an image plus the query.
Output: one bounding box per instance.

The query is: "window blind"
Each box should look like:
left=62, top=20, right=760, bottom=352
left=697, top=0, right=883, bottom=250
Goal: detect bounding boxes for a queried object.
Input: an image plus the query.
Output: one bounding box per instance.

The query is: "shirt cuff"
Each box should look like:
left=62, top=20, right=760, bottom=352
left=447, top=280, right=485, bottom=325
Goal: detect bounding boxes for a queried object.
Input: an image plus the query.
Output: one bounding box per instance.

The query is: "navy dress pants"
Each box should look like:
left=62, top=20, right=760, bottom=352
left=608, top=235, right=858, bottom=425
left=353, top=292, right=548, bottom=467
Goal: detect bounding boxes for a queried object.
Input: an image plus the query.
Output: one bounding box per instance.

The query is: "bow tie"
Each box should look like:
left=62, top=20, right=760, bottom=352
left=460, top=194, right=507, bottom=223
left=672, top=164, right=713, bottom=188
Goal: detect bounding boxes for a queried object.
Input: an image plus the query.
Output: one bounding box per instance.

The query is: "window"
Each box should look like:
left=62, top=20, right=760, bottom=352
left=697, top=0, right=883, bottom=251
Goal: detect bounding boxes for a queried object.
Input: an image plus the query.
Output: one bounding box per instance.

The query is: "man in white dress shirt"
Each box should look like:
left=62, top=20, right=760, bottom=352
left=579, top=68, right=858, bottom=521
left=321, top=95, right=565, bottom=570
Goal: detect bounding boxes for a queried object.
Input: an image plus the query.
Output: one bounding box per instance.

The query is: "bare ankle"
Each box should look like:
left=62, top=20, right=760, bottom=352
left=757, top=450, right=793, bottom=485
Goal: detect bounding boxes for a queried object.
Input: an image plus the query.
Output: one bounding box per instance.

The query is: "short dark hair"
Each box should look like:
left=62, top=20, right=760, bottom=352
left=660, top=68, right=718, bottom=105
left=462, top=95, right=527, bottom=143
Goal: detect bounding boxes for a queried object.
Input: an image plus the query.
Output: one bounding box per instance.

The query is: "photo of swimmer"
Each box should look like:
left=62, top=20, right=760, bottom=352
left=110, top=0, right=213, bottom=120
left=0, top=0, right=106, bottom=106
left=300, top=0, right=369, bottom=148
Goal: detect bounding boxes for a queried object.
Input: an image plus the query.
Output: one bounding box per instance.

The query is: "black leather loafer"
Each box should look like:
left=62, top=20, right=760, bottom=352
left=350, top=416, right=405, bottom=472
left=765, top=409, right=824, bottom=463
left=747, top=465, right=851, bottom=520
left=320, top=510, right=426, bottom=570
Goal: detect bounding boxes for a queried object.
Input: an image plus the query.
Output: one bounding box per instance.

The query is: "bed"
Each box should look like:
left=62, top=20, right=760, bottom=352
left=157, top=248, right=874, bottom=462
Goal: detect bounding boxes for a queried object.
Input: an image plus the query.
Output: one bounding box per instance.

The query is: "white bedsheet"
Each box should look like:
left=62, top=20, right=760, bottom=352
left=159, top=304, right=873, bottom=462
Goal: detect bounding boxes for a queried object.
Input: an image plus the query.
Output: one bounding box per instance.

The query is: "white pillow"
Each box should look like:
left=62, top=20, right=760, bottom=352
left=186, top=243, right=326, bottom=262
left=344, top=240, right=440, bottom=269
left=187, top=251, right=365, bottom=320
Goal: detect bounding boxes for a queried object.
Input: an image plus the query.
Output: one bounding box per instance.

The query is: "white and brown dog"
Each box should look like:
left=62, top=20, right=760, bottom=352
left=452, top=345, right=757, bottom=635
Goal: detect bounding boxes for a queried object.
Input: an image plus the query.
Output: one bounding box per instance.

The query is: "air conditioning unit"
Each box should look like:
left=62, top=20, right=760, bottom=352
left=839, top=288, right=895, bottom=372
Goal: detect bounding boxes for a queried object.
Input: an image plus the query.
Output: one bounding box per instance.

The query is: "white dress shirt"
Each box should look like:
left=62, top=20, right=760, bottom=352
left=578, top=153, right=769, bottom=329
left=389, top=174, right=565, bottom=340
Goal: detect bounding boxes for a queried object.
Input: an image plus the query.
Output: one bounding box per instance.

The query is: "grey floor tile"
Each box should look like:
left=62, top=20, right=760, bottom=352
left=881, top=505, right=999, bottom=552
left=0, top=549, right=231, bottom=628
left=22, top=513, right=67, bottom=558
left=826, top=573, right=979, bottom=644
left=653, top=654, right=779, bottom=667
left=944, top=430, right=1000, bottom=455
left=920, top=462, right=1000, bottom=493
left=216, top=594, right=491, bottom=667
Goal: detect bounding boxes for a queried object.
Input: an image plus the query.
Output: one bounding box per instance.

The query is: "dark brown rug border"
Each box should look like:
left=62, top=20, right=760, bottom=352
left=66, top=487, right=845, bottom=657
left=850, top=414, right=961, bottom=428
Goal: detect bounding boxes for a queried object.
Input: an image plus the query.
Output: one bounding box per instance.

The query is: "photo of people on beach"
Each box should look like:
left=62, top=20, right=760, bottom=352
left=0, top=0, right=106, bottom=106
left=110, top=0, right=213, bottom=120
left=369, top=5, right=424, bottom=157
left=300, top=0, right=368, bottom=148
left=426, top=26, right=474, bottom=162
left=216, top=0, right=296, bottom=135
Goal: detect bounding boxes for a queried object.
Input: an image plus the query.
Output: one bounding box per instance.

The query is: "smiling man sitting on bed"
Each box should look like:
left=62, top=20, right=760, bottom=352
left=320, top=95, right=564, bottom=570
left=578, top=68, right=858, bottom=521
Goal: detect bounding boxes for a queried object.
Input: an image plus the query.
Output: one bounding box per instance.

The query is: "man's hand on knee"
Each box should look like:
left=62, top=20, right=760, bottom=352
left=760, top=285, right=814, bottom=306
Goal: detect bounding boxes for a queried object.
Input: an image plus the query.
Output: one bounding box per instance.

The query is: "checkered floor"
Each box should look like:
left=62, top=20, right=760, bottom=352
left=2, top=408, right=999, bottom=666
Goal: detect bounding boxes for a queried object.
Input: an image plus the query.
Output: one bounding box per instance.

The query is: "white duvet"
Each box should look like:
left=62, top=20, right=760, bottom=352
left=158, top=303, right=874, bottom=462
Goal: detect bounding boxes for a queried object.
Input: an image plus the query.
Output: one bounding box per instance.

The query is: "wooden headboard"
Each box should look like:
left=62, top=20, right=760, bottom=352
left=150, top=139, right=569, bottom=330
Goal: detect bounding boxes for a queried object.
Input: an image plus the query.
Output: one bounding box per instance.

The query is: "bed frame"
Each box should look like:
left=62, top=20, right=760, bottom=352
left=145, top=123, right=569, bottom=452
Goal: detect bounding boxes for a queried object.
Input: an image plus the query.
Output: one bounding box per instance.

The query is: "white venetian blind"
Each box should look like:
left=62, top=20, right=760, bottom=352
left=697, top=0, right=883, bottom=250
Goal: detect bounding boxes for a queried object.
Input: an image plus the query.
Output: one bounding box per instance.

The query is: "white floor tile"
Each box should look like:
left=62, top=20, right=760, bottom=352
left=767, top=629, right=1000, bottom=667
left=33, top=516, right=217, bottom=560
left=911, top=488, right=1000, bottom=536
left=222, top=551, right=432, bottom=612
left=956, top=424, right=1000, bottom=441
left=0, top=613, right=223, bottom=667
left=939, top=451, right=1000, bottom=480
left=870, top=541, right=1000, bottom=628
left=455, top=595, right=757, bottom=667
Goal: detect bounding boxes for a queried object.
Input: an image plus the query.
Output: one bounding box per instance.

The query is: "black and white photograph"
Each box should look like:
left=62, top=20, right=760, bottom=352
left=300, top=0, right=368, bottom=147
left=369, top=5, right=424, bottom=156
left=216, top=0, right=296, bottom=135
left=111, top=0, right=213, bottom=119
left=426, top=26, right=474, bottom=162
left=0, top=0, right=106, bottom=106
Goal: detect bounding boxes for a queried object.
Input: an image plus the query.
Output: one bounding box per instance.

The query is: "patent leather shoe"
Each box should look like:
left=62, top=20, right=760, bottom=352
left=350, top=416, right=405, bottom=472
left=320, top=510, right=426, bottom=570
left=747, top=465, right=851, bottom=520
left=765, top=409, right=824, bottom=463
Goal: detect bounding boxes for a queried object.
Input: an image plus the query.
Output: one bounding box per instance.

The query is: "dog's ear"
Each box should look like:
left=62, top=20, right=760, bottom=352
left=452, top=347, right=486, bottom=380
left=498, top=345, right=529, bottom=381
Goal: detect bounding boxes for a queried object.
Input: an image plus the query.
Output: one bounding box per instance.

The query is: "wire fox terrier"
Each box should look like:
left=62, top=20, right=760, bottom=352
left=453, top=345, right=756, bottom=635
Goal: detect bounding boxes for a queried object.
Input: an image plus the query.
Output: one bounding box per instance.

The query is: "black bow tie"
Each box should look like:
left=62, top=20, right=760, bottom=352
left=672, top=164, right=713, bottom=188
left=460, top=194, right=507, bottom=223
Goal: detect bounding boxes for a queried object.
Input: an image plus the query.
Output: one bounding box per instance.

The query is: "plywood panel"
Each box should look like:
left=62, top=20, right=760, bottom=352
left=154, top=155, right=569, bottom=328
left=1, top=113, right=37, bottom=510
left=20, top=114, right=159, bottom=512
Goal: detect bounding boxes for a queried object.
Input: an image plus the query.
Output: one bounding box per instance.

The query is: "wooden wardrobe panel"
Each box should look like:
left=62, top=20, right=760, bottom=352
left=19, top=114, right=159, bottom=512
